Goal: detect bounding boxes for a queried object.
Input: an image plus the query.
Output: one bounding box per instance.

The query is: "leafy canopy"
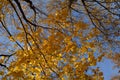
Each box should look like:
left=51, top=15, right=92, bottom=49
left=0, top=0, right=120, bottom=80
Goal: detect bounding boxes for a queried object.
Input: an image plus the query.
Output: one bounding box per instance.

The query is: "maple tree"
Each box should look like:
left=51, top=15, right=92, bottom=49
left=0, top=0, right=120, bottom=80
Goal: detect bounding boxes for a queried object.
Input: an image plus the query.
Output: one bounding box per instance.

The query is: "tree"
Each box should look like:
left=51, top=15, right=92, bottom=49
left=0, top=0, right=120, bottom=80
left=111, top=74, right=120, bottom=80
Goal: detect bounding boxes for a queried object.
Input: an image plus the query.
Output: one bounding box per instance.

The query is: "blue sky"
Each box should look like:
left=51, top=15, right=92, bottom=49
left=97, top=58, right=119, bottom=80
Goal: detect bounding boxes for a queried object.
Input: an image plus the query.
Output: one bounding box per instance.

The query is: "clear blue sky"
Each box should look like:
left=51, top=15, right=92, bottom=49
left=97, top=58, right=119, bottom=80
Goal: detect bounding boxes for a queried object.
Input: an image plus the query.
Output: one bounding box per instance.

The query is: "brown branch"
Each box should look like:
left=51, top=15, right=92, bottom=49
left=81, top=0, right=106, bottom=35
left=0, top=20, right=24, bottom=50
left=13, top=0, right=52, bottom=29
left=24, top=0, right=36, bottom=14
left=23, top=0, right=37, bottom=30
left=8, top=0, right=36, bottom=51
left=0, top=53, right=15, bottom=57
left=0, top=63, right=8, bottom=68
left=26, top=33, right=60, bottom=78
left=94, top=0, right=120, bottom=16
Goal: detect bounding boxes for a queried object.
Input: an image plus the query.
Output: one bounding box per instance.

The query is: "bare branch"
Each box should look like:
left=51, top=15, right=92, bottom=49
left=0, top=20, right=24, bottom=50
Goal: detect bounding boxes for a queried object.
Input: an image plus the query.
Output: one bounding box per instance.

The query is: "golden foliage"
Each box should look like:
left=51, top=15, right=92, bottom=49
left=0, top=0, right=119, bottom=80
